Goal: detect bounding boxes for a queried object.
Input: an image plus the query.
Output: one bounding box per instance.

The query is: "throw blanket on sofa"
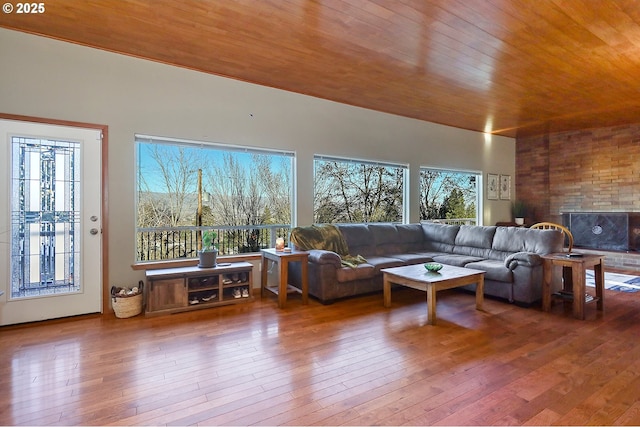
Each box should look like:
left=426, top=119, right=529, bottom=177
left=290, top=224, right=367, bottom=268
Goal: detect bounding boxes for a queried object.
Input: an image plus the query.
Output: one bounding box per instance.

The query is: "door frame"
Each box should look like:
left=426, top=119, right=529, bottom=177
left=1, top=113, right=110, bottom=315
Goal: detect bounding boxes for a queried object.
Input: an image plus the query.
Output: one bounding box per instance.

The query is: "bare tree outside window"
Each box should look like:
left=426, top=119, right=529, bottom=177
left=206, top=153, right=292, bottom=252
left=314, top=157, right=406, bottom=224
left=137, top=145, right=201, bottom=228
left=420, top=169, right=479, bottom=224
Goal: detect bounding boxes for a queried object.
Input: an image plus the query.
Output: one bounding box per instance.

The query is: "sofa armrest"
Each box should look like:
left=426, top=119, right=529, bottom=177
left=307, top=249, right=342, bottom=267
left=505, top=252, right=542, bottom=270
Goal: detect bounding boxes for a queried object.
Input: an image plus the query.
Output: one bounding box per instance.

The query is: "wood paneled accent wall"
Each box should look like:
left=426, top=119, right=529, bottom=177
left=516, top=123, right=640, bottom=224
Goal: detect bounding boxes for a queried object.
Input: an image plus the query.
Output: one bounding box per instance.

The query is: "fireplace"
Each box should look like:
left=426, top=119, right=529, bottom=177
left=562, top=212, right=640, bottom=251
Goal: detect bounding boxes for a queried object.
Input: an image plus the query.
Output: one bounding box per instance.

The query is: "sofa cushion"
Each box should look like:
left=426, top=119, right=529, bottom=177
left=432, top=254, right=485, bottom=267
left=396, top=223, right=425, bottom=252
left=492, top=227, right=563, bottom=255
left=422, top=223, right=460, bottom=252
left=369, top=223, right=403, bottom=255
left=389, top=252, right=434, bottom=264
left=335, top=263, right=376, bottom=282
left=410, top=250, right=451, bottom=259
left=450, top=226, right=494, bottom=259
left=337, top=223, right=375, bottom=256
left=363, top=255, right=406, bottom=273
left=455, top=225, right=497, bottom=249
left=465, top=259, right=513, bottom=283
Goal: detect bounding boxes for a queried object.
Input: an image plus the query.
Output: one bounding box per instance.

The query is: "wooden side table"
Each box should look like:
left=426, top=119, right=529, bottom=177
left=541, top=253, right=605, bottom=320
left=261, top=248, right=309, bottom=308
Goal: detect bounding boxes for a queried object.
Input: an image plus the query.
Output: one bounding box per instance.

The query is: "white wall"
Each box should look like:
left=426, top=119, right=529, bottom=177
left=0, top=29, right=515, bottom=287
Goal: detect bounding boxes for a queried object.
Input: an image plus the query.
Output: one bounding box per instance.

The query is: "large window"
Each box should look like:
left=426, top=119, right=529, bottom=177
left=135, top=135, right=294, bottom=261
left=314, top=155, right=407, bottom=223
left=420, top=168, right=480, bottom=225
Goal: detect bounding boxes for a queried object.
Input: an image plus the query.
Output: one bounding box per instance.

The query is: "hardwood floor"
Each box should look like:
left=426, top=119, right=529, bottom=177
left=2, top=285, right=640, bottom=426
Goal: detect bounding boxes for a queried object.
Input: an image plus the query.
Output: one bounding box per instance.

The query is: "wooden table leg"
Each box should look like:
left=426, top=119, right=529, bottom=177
left=261, top=256, right=268, bottom=299
left=562, top=265, right=573, bottom=292
left=594, top=261, right=604, bottom=312
left=426, top=284, right=437, bottom=325
left=475, top=275, right=484, bottom=310
left=572, top=263, right=585, bottom=320
left=383, top=274, right=391, bottom=307
left=301, top=259, right=309, bottom=305
left=278, top=258, right=287, bottom=309
left=542, top=259, right=552, bottom=312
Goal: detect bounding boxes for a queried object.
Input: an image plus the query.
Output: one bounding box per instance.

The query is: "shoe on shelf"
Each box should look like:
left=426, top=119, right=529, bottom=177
left=242, top=288, right=249, bottom=298
left=222, top=276, right=233, bottom=285
left=202, top=293, right=217, bottom=302
left=233, top=288, right=241, bottom=298
left=232, top=273, right=240, bottom=283
left=189, top=298, right=200, bottom=305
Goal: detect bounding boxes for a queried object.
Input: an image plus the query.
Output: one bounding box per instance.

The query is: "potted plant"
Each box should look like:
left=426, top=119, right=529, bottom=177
left=198, top=230, right=218, bottom=268
left=512, top=200, right=527, bottom=225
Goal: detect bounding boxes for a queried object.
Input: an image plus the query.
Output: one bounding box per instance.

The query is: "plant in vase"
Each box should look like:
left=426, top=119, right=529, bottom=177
left=198, top=230, right=218, bottom=268
left=512, top=200, right=527, bottom=225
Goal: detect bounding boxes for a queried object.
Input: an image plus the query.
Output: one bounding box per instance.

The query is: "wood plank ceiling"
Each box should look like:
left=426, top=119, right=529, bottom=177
left=2, top=0, right=640, bottom=138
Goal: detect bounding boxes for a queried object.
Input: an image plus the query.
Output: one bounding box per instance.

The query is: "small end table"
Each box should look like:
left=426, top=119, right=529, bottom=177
left=260, top=248, right=309, bottom=308
left=541, top=253, right=605, bottom=320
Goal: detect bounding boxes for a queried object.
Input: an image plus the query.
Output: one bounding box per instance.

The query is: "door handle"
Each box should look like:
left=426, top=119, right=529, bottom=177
left=90, top=228, right=99, bottom=235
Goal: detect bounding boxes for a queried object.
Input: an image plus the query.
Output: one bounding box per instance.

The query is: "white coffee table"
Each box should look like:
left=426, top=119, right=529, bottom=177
left=382, top=263, right=485, bottom=325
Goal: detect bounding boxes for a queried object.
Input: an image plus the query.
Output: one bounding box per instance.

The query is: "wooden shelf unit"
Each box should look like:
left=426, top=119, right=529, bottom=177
left=145, top=262, right=253, bottom=315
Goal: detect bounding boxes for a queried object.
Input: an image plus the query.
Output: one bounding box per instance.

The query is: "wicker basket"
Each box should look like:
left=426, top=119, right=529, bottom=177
left=111, top=281, right=144, bottom=319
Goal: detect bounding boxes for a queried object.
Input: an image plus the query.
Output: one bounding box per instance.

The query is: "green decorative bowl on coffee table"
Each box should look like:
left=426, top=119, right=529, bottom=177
left=424, top=262, right=443, bottom=272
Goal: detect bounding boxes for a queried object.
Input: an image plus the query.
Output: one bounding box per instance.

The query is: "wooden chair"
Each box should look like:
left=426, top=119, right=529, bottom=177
left=531, top=222, right=580, bottom=302
left=530, top=222, right=574, bottom=252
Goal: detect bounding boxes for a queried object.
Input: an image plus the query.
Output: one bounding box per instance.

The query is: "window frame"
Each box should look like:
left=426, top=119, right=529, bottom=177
left=313, top=154, right=409, bottom=224
left=134, top=134, right=296, bottom=263
left=419, top=166, right=482, bottom=225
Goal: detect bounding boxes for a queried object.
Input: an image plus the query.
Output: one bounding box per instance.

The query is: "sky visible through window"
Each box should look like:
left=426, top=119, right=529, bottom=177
left=137, top=143, right=263, bottom=193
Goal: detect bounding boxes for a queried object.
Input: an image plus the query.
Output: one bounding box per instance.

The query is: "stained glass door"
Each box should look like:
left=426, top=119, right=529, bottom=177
left=0, top=120, right=102, bottom=325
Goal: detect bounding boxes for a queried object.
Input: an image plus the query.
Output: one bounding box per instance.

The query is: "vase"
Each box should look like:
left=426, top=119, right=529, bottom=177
left=197, top=249, right=218, bottom=268
left=515, top=217, right=525, bottom=226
